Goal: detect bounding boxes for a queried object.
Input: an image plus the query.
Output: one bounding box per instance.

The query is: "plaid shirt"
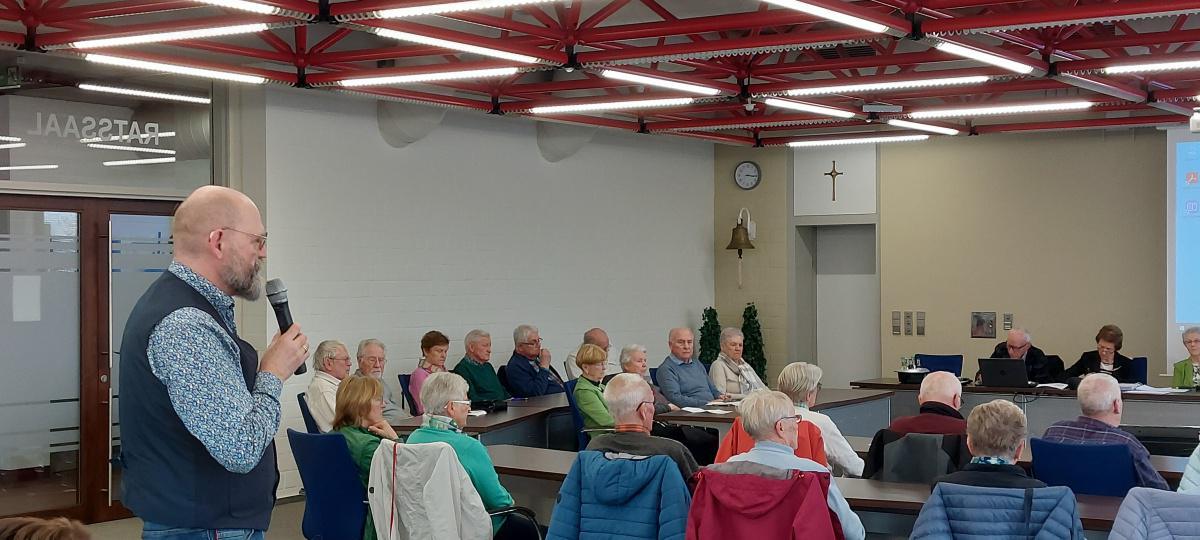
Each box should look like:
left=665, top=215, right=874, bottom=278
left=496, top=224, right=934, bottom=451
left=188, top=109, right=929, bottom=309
left=1042, top=416, right=1169, bottom=490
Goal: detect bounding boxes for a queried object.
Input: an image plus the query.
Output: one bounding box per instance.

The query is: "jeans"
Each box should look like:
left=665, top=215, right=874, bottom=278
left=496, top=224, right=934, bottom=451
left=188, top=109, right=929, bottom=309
left=142, top=521, right=265, bottom=540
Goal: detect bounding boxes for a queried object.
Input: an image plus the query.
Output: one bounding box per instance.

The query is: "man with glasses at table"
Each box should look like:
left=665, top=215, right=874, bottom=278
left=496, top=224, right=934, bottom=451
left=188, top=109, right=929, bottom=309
left=984, top=328, right=1061, bottom=384
left=354, top=338, right=411, bottom=423
left=505, top=324, right=565, bottom=397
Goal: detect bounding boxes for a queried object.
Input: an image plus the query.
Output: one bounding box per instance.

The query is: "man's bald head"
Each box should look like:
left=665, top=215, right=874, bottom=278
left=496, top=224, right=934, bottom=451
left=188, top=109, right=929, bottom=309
left=172, top=186, right=266, bottom=300
left=172, top=186, right=260, bottom=257
left=918, top=371, right=963, bottom=410
left=583, top=328, right=609, bottom=351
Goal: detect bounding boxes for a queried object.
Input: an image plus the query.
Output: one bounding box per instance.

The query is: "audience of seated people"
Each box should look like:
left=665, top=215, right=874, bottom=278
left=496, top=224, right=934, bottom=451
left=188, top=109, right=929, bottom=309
left=573, top=343, right=614, bottom=438
left=305, top=339, right=351, bottom=432
left=564, top=328, right=611, bottom=378
left=608, top=344, right=718, bottom=464
left=1064, top=324, right=1136, bottom=383
left=452, top=329, right=510, bottom=402
left=505, top=324, right=565, bottom=397
left=657, top=327, right=729, bottom=408
left=586, top=373, right=701, bottom=484
left=354, top=338, right=411, bottom=422
left=777, top=362, right=864, bottom=477
left=1172, top=326, right=1200, bottom=389
left=888, top=371, right=966, bottom=436
left=720, top=390, right=865, bottom=540
left=333, top=375, right=402, bottom=540
left=1042, top=373, right=1169, bottom=490
left=935, top=399, right=1046, bottom=488
left=408, top=330, right=449, bottom=414
left=707, top=327, right=768, bottom=400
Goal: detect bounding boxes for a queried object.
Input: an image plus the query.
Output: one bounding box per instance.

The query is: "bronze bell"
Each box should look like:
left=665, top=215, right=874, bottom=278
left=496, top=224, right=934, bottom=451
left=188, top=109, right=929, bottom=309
left=726, top=221, right=755, bottom=258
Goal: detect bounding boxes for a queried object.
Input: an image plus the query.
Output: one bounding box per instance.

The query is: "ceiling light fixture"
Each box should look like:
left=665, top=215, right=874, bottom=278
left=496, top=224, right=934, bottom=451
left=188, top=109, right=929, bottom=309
left=373, top=28, right=542, bottom=64
left=529, top=97, right=695, bottom=114
left=786, top=75, right=990, bottom=96
left=80, top=132, right=177, bottom=144
left=373, top=0, right=564, bottom=19
left=0, top=164, right=59, bottom=171
left=763, top=98, right=856, bottom=118
left=934, top=41, right=1035, bottom=75
left=0, top=142, right=27, bottom=150
left=600, top=70, right=722, bottom=96
left=886, top=119, right=960, bottom=135
left=103, top=157, right=178, bottom=166
left=337, top=66, right=519, bottom=87
left=87, top=143, right=178, bottom=155
left=78, top=83, right=211, bottom=104
left=761, top=0, right=888, bottom=33
left=910, top=101, right=1093, bottom=119
left=788, top=134, right=929, bottom=148
left=192, top=0, right=280, bottom=15
left=1103, top=59, right=1200, bottom=75
left=84, top=54, right=267, bottom=84
left=0, top=135, right=21, bottom=142
left=71, top=23, right=270, bottom=49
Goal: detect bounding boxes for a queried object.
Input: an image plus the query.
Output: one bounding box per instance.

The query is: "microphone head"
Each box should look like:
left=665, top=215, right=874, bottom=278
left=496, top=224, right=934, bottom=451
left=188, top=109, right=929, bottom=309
left=265, top=278, right=288, bottom=305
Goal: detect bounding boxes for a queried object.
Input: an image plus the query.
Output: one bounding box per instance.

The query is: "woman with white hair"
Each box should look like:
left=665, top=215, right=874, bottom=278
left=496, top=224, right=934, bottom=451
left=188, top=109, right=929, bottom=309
left=777, top=362, right=864, bottom=477
left=609, top=344, right=678, bottom=413
left=1172, top=326, right=1200, bottom=388
left=708, top=327, right=767, bottom=399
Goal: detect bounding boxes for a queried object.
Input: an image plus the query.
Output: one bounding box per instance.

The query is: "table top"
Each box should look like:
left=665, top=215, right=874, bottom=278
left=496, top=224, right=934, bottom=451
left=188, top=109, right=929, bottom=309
left=656, top=388, right=894, bottom=424
left=391, top=396, right=568, bottom=433
left=852, top=378, right=1200, bottom=403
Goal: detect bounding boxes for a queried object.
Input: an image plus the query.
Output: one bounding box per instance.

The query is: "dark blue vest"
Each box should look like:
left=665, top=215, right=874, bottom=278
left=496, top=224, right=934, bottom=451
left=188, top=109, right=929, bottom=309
left=119, top=270, right=277, bottom=530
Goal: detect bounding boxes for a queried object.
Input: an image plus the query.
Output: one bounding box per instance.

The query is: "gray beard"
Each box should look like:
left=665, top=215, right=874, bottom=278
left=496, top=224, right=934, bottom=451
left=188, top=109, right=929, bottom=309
left=222, top=259, right=262, bottom=300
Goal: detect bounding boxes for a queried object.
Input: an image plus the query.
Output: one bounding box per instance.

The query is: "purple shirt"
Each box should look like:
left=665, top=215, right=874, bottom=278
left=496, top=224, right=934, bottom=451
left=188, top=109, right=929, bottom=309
left=408, top=365, right=445, bottom=415
left=1042, top=416, right=1168, bottom=490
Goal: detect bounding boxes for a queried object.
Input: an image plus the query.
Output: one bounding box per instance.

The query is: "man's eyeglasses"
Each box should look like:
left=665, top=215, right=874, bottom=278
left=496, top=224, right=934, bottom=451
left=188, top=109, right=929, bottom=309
left=520, top=338, right=543, bottom=347
left=776, top=415, right=802, bottom=426
left=221, top=227, right=268, bottom=249
left=449, top=400, right=472, bottom=408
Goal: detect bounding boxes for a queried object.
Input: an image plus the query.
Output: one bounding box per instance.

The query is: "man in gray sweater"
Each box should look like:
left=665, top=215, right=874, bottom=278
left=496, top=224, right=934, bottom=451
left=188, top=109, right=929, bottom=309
left=658, top=327, right=729, bottom=408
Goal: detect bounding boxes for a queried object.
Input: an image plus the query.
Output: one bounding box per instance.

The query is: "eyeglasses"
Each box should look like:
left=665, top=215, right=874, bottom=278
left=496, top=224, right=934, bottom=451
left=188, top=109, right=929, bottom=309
left=520, top=338, right=543, bottom=347
left=1185, top=339, right=1200, bottom=346
left=776, top=415, right=802, bottom=425
left=636, top=400, right=656, bottom=411
left=360, top=355, right=386, bottom=364
left=1008, top=342, right=1031, bottom=350
left=449, top=400, right=471, bottom=408
left=220, top=227, right=268, bottom=249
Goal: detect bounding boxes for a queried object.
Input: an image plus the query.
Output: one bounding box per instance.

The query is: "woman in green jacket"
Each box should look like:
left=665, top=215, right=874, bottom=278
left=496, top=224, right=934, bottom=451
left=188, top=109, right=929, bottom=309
left=1172, top=326, right=1200, bottom=388
left=333, top=375, right=402, bottom=540
left=573, top=343, right=614, bottom=438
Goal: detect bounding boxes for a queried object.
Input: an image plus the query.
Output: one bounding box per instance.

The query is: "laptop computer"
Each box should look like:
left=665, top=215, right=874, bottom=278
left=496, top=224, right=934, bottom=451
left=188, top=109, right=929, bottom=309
left=978, top=358, right=1036, bottom=387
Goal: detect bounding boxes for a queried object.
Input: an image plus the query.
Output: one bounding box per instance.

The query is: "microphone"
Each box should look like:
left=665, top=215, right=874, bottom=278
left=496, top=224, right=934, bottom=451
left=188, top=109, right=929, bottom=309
left=265, top=278, right=306, bottom=375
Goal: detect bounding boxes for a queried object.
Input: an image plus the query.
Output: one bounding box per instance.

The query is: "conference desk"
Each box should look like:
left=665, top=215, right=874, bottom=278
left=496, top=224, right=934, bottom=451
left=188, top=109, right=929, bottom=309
left=852, top=378, right=1200, bottom=438
left=486, top=445, right=1123, bottom=534
left=391, top=394, right=574, bottom=448
left=655, top=388, right=894, bottom=440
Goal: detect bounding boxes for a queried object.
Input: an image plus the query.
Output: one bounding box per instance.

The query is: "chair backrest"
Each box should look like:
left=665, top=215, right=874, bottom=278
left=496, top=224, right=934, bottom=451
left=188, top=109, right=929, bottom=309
left=1130, top=356, right=1149, bottom=385
left=864, top=430, right=970, bottom=483
left=297, top=392, right=320, bottom=434
left=649, top=367, right=658, bottom=386
left=915, top=354, right=964, bottom=377
left=689, top=466, right=839, bottom=538
left=1030, top=438, right=1137, bottom=497
left=563, top=360, right=578, bottom=380
left=397, top=373, right=419, bottom=414
left=563, top=378, right=589, bottom=450
left=287, top=429, right=367, bottom=540
left=497, top=364, right=513, bottom=394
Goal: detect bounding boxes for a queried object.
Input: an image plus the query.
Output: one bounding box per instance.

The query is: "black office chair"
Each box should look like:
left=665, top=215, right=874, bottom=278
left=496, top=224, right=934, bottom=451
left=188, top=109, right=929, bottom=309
left=498, top=365, right=513, bottom=394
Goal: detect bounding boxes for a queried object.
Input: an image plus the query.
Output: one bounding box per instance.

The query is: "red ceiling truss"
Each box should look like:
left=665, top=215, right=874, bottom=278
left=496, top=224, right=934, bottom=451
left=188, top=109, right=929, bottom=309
left=3, top=0, right=1200, bottom=145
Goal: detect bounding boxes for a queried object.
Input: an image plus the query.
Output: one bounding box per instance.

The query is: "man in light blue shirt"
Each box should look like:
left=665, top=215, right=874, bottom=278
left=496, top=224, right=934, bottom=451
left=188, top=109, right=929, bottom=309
left=726, top=390, right=866, bottom=540
left=657, top=327, right=728, bottom=407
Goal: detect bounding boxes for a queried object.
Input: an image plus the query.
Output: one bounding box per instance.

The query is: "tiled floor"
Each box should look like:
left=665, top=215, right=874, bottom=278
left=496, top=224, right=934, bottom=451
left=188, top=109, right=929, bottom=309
left=86, top=501, right=307, bottom=540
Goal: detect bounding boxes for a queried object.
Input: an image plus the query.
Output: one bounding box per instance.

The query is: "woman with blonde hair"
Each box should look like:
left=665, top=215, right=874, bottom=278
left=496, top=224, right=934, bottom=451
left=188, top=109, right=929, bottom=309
left=573, top=343, right=614, bottom=438
left=0, top=517, right=89, bottom=540
left=334, top=375, right=401, bottom=540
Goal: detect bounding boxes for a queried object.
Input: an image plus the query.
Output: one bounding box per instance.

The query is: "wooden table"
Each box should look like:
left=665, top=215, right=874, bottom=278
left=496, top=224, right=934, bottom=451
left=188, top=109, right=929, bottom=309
left=655, top=388, right=894, bottom=440
left=392, top=394, right=572, bottom=448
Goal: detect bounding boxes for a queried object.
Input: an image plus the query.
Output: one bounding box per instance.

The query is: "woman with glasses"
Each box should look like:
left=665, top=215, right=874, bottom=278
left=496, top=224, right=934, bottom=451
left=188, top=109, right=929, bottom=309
left=333, top=375, right=401, bottom=540
left=777, top=362, right=864, bottom=477
left=1064, top=324, right=1136, bottom=383
left=408, top=330, right=450, bottom=414
left=573, top=344, right=614, bottom=439
left=1172, top=327, right=1200, bottom=388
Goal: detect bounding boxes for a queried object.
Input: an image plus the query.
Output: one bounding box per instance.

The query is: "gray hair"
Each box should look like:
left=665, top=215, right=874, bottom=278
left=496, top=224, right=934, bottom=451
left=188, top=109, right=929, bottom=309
left=719, top=327, right=744, bottom=346
left=356, top=338, right=386, bottom=358
left=918, top=371, right=962, bottom=405
left=603, top=373, right=652, bottom=418
left=1009, top=328, right=1032, bottom=343
left=668, top=327, right=693, bottom=341
left=739, top=390, right=795, bottom=439
left=513, top=324, right=538, bottom=346
left=420, top=372, right=470, bottom=415
left=313, top=340, right=346, bottom=372
left=777, top=362, right=823, bottom=404
left=1184, top=327, right=1200, bottom=340
left=465, top=329, right=490, bottom=348
left=618, top=344, right=648, bottom=368
left=1077, top=373, right=1121, bottom=416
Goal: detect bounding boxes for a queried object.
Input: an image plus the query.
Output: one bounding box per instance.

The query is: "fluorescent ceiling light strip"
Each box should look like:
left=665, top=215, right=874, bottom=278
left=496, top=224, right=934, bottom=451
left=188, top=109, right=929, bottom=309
left=910, top=100, right=1093, bottom=119
left=72, top=23, right=269, bottom=48
left=1104, top=60, right=1200, bottom=75
left=103, top=157, right=177, bottom=166
left=529, top=97, right=694, bottom=114
left=78, top=83, right=211, bottom=104
left=764, top=98, right=856, bottom=118
left=87, top=143, right=177, bottom=155
left=374, top=28, right=540, bottom=64
left=886, top=119, right=960, bottom=135
left=788, top=134, right=929, bottom=147
left=376, top=0, right=563, bottom=18
left=84, top=54, right=267, bottom=84
left=0, top=164, right=58, bottom=171
left=193, top=0, right=280, bottom=15
left=761, top=0, right=888, bottom=33
left=338, top=66, right=519, bottom=87
left=80, top=131, right=176, bottom=144
left=786, top=75, right=991, bottom=96
left=0, top=142, right=27, bottom=149
left=935, top=42, right=1035, bottom=75
left=600, top=70, right=722, bottom=96
left=0, top=135, right=21, bottom=142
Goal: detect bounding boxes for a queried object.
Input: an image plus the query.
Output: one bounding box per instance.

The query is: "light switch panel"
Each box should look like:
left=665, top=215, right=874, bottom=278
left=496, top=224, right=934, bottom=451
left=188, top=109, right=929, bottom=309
left=891, top=311, right=902, bottom=335
left=916, top=311, right=926, bottom=336
left=904, top=311, right=913, bottom=336
left=1003, top=313, right=1013, bottom=331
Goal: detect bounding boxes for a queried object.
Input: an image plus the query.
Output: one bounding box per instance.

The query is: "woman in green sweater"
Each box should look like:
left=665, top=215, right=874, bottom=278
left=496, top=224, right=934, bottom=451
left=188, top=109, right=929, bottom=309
left=333, top=375, right=402, bottom=540
left=1172, top=326, right=1200, bottom=388
left=573, top=343, right=614, bottom=438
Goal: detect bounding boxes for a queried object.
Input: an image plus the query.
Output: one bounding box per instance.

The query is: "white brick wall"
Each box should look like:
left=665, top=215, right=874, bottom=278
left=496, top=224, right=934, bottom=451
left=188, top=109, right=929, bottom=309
left=261, top=89, right=715, bottom=496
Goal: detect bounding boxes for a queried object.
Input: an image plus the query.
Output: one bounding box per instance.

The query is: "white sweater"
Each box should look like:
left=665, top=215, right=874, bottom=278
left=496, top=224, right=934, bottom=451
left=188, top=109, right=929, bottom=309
left=368, top=440, right=491, bottom=540
left=796, top=405, right=865, bottom=477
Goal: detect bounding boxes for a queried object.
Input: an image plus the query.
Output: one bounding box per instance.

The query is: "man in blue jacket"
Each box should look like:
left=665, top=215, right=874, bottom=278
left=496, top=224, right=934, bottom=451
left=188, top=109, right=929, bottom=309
left=505, top=324, right=565, bottom=397
left=658, top=328, right=728, bottom=408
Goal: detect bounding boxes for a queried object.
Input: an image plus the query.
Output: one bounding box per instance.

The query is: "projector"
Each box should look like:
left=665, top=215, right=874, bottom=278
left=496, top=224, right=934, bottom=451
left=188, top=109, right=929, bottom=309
left=1191, top=108, right=1200, bottom=133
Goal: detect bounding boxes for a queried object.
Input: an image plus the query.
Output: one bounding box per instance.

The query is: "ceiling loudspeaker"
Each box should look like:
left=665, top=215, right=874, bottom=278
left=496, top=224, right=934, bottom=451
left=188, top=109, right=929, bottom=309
left=862, top=103, right=903, bottom=113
